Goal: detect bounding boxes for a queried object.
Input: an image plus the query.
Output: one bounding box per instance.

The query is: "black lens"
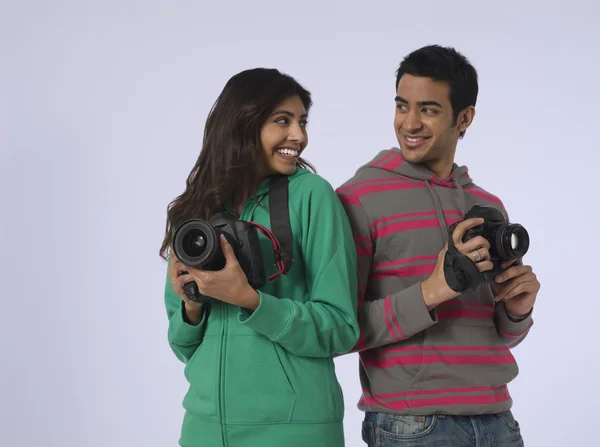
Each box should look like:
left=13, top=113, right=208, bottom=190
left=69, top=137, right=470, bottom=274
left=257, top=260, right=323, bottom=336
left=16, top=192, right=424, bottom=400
left=498, top=224, right=530, bottom=259
left=511, top=233, right=520, bottom=250
left=510, top=225, right=530, bottom=257
left=172, top=219, right=219, bottom=267
left=183, top=229, right=207, bottom=257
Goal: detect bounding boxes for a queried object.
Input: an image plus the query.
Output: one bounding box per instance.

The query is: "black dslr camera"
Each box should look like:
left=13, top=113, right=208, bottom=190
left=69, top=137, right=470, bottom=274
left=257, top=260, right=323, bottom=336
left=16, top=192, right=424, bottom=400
left=444, top=205, right=530, bottom=293
left=172, top=212, right=266, bottom=303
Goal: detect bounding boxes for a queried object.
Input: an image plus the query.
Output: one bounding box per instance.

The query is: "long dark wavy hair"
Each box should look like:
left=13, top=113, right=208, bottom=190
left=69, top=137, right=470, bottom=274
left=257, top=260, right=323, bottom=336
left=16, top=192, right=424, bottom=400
left=159, top=68, right=315, bottom=259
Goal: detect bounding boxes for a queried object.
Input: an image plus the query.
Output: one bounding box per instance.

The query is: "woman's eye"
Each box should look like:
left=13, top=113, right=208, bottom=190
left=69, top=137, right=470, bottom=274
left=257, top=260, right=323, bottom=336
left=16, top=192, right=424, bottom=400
left=275, top=117, right=288, bottom=124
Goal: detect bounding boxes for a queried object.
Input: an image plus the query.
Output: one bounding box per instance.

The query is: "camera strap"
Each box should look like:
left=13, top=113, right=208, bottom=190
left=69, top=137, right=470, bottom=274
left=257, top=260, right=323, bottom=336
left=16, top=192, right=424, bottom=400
left=243, top=175, right=294, bottom=282
left=267, top=174, right=294, bottom=275
left=443, top=222, right=484, bottom=293
left=246, top=221, right=289, bottom=281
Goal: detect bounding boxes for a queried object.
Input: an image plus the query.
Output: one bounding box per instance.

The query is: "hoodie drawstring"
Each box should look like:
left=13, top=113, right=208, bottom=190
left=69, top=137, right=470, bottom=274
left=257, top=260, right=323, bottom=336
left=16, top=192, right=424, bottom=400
left=426, top=179, right=468, bottom=245
left=426, top=180, right=449, bottom=244
left=365, top=148, right=472, bottom=244
left=454, top=180, right=466, bottom=216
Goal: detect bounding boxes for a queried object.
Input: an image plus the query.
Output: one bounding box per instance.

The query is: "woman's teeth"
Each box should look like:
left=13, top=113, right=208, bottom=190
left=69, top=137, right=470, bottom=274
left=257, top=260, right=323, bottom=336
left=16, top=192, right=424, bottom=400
left=276, top=148, right=299, bottom=157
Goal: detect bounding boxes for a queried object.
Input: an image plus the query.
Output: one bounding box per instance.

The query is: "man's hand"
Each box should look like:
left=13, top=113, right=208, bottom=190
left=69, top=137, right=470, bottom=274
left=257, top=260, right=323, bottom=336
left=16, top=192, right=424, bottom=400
left=492, top=258, right=540, bottom=317
left=421, top=217, right=494, bottom=310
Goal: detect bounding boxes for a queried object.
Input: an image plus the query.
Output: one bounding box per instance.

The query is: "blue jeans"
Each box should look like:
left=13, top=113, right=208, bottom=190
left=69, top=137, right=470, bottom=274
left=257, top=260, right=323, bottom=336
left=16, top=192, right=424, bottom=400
left=362, top=411, right=524, bottom=447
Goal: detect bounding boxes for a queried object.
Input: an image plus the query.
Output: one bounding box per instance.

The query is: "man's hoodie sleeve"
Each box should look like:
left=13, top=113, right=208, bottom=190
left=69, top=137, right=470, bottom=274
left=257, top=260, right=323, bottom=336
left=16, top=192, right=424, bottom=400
left=336, top=189, right=438, bottom=353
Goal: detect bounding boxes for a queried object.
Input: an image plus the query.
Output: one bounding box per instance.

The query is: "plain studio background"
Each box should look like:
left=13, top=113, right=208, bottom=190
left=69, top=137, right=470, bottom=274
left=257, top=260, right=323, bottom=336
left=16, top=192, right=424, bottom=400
left=1, top=1, right=598, bottom=446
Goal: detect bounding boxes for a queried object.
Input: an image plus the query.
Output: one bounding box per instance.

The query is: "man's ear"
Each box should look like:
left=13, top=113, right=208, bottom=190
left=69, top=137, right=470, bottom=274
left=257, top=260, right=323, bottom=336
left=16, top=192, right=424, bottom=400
left=457, top=106, right=476, bottom=134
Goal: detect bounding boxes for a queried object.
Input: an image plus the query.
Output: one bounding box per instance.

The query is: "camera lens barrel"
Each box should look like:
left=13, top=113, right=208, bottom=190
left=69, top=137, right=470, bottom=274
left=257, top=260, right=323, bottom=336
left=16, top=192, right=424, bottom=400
left=497, top=224, right=530, bottom=260
left=173, top=219, right=220, bottom=267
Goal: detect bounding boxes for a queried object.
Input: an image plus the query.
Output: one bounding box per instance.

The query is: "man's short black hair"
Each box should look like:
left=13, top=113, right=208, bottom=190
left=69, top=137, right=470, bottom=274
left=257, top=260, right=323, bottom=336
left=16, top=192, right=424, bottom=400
left=396, top=45, right=478, bottom=138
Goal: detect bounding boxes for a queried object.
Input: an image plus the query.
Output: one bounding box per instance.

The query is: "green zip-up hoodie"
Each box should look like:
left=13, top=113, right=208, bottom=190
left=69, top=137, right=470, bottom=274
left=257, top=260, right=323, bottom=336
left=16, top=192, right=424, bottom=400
left=164, top=168, right=360, bottom=447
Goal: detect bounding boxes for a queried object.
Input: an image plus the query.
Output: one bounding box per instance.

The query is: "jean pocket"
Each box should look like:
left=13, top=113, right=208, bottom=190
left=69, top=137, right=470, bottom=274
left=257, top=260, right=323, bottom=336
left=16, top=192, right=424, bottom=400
left=498, top=410, right=521, bottom=431
left=362, top=420, right=375, bottom=446
left=375, top=414, right=438, bottom=441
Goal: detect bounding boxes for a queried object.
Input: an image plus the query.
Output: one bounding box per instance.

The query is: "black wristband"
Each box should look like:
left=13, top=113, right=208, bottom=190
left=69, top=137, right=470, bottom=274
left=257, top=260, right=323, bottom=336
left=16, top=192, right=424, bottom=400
left=506, top=306, right=533, bottom=322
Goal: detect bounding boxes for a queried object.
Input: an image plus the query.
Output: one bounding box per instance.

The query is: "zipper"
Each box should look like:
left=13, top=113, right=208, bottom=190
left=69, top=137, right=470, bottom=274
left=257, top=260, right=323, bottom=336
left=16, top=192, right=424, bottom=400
left=218, top=199, right=257, bottom=447
left=219, top=202, right=245, bottom=447
left=219, top=301, right=228, bottom=447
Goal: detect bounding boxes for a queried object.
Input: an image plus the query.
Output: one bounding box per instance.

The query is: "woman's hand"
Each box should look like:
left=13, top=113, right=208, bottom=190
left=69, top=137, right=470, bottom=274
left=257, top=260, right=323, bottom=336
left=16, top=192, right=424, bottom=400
left=168, top=250, right=203, bottom=325
left=186, top=234, right=260, bottom=310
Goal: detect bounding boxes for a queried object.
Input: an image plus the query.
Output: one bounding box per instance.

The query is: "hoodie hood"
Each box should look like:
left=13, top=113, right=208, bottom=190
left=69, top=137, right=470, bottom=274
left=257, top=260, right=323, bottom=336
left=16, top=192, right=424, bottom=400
left=361, top=147, right=472, bottom=185
left=359, top=147, right=473, bottom=244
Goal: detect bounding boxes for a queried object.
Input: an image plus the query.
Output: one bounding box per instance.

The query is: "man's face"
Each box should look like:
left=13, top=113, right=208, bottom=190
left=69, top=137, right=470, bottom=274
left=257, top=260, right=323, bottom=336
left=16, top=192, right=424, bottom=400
left=394, top=74, right=474, bottom=176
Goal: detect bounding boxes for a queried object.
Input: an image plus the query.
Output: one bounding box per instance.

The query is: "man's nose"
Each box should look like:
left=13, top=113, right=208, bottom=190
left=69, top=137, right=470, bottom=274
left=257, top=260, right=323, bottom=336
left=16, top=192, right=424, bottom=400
left=403, top=110, right=422, bottom=132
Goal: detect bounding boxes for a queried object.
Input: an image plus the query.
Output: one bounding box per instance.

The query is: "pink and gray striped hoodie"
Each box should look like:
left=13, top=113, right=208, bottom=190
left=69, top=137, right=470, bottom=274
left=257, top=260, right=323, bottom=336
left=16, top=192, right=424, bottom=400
left=336, top=147, right=534, bottom=416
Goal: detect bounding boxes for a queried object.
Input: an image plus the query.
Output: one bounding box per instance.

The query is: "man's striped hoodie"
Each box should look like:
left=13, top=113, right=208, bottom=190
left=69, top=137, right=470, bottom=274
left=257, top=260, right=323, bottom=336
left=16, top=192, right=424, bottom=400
left=336, top=147, right=534, bottom=416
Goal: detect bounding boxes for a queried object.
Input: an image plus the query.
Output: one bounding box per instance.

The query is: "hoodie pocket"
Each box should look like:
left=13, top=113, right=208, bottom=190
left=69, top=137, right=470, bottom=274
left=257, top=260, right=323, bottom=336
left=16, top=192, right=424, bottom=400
left=419, top=325, right=519, bottom=390
left=277, top=350, right=343, bottom=423
left=362, top=331, right=430, bottom=394
left=182, top=336, right=220, bottom=421
left=224, top=336, right=297, bottom=425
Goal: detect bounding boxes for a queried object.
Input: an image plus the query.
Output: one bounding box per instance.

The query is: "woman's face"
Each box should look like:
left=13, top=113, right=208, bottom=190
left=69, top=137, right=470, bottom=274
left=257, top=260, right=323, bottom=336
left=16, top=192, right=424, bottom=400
left=260, top=95, right=308, bottom=176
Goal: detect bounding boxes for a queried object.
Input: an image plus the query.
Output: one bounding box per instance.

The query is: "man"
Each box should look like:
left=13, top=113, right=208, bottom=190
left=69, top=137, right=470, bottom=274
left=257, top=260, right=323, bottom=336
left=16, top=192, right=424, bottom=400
left=336, top=45, right=540, bottom=446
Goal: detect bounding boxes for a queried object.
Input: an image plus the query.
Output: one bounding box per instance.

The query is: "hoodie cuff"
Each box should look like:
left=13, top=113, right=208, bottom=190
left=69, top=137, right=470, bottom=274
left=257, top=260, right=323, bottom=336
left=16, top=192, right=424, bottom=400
left=496, top=301, right=534, bottom=336
left=168, top=301, right=208, bottom=344
left=506, top=306, right=533, bottom=322
left=390, top=282, right=438, bottom=339
left=237, top=291, right=294, bottom=340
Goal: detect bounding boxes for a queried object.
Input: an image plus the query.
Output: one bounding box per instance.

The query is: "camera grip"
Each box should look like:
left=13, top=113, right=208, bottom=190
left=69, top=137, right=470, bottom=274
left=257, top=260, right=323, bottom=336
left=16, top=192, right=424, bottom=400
left=183, top=278, right=214, bottom=304
left=443, top=222, right=484, bottom=293
left=443, top=251, right=471, bottom=293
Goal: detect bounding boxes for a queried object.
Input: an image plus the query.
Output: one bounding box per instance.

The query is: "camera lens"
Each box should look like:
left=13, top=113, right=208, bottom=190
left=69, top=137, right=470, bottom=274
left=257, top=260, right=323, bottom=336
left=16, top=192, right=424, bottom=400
left=498, top=224, right=530, bottom=260
left=183, top=229, right=207, bottom=257
left=172, top=219, right=219, bottom=267
left=511, top=226, right=529, bottom=257
left=511, top=233, right=519, bottom=251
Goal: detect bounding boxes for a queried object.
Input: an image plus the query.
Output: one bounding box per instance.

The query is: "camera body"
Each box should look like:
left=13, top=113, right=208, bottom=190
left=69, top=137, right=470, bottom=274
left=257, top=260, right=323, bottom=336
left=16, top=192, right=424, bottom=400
left=460, top=205, right=530, bottom=283
left=172, top=212, right=266, bottom=303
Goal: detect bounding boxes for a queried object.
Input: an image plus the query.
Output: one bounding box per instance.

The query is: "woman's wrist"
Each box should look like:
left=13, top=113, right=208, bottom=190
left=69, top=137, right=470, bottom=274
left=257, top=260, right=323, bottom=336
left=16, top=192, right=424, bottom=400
left=183, top=302, right=203, bottom=325
left=239, top=286, right=260, bottom=311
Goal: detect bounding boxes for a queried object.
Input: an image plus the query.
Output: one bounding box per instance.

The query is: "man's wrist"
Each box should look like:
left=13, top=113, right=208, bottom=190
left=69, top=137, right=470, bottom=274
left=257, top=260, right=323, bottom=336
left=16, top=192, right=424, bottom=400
left=421, top=278, right=456, bottom=311
left=505, top=305, right=533, bottom=322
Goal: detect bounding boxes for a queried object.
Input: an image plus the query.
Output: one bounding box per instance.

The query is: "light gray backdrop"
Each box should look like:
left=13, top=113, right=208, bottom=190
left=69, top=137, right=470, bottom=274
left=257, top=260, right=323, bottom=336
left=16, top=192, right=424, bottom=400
left=2, top=1, right=598, bottom=446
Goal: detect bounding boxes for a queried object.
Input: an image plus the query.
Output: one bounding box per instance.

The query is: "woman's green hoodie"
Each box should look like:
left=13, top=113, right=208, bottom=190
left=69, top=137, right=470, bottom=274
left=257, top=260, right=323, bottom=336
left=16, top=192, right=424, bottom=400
left=164, top=169, right=360, bottom=447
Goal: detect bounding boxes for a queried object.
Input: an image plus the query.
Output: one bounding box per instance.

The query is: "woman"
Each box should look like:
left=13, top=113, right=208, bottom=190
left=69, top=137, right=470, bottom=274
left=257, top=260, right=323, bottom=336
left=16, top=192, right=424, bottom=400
left=159, top=68, right=359, bottom=447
